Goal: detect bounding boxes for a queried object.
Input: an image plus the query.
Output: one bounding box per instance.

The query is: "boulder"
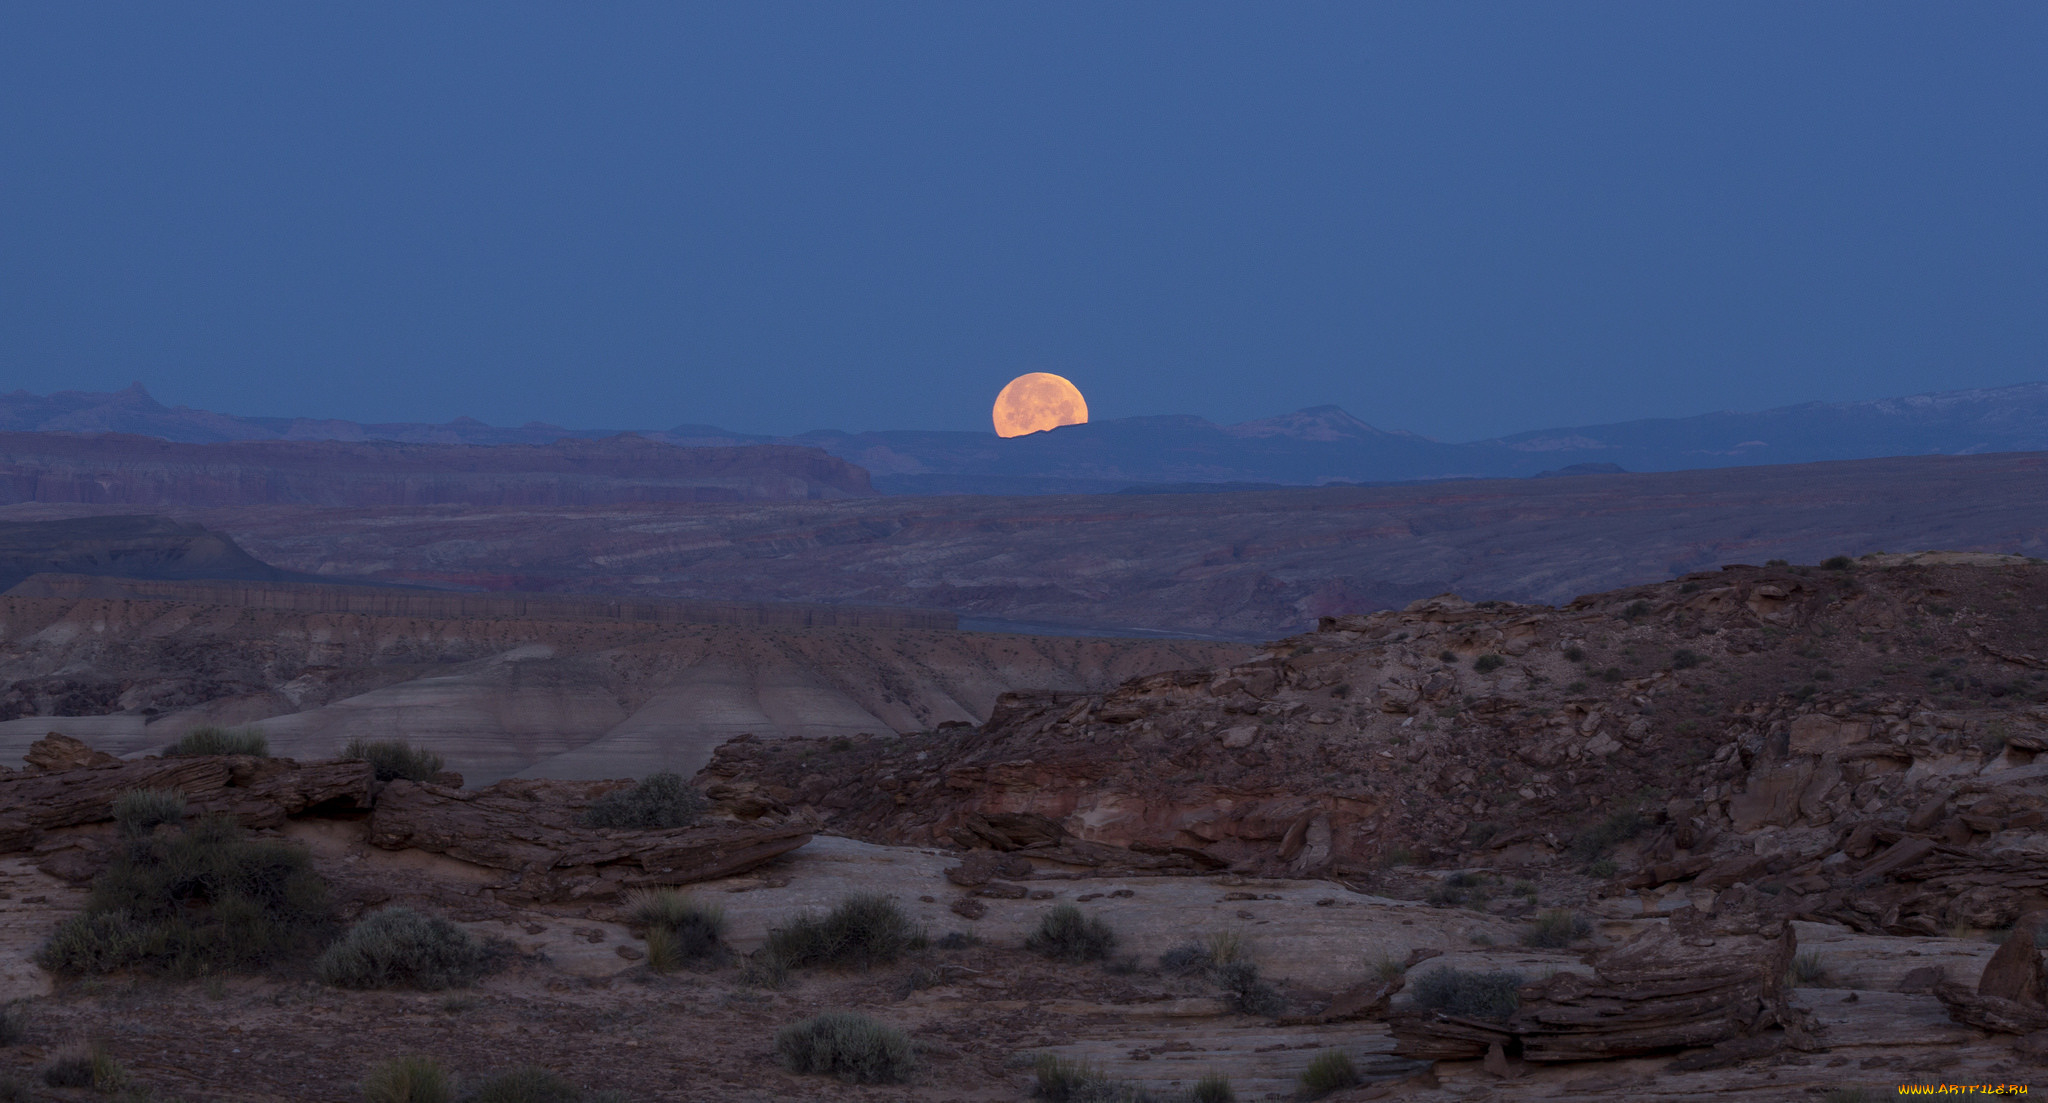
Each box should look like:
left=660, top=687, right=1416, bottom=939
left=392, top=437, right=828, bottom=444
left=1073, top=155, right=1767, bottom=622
left=1391, top=892, right=1812, bottom=1062
left=23, top=733, right=119, bottom=771
left=1978, top=918, right=2048, bottom=1006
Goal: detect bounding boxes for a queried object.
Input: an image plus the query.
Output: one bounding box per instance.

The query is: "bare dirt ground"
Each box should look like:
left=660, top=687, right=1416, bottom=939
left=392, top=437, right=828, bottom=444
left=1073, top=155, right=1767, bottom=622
left=0, top=829, right=2030, bottom=1102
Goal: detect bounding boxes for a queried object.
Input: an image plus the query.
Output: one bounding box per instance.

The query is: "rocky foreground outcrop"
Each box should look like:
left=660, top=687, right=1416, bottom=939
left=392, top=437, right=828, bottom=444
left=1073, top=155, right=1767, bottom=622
left=1391, top=890, right=1813, bottom=1062
left=710, top=555, right=2048, bottom=940
left=0, top=735, right=807, bottom=903
left=365, top=777, right=813, bottom=903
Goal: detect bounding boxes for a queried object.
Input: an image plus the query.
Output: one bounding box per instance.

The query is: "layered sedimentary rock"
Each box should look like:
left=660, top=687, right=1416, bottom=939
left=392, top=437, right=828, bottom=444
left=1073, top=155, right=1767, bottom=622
left=22, top=449, right=2030, bottom=638
left=1, top=736, right=808, bottom=903
left=8, top=573, right=955, bottom=631
left=0, top=735, right=374, bottom=849
left=708, top=557, right=2048, bottom=942
left=0, top=587, right=1243, bottom=783
left=1390, top=893, right=1809, bottom=1061
left=0, top=430, right=874, bottom=507
left=364, top=777, right=813, bottom=903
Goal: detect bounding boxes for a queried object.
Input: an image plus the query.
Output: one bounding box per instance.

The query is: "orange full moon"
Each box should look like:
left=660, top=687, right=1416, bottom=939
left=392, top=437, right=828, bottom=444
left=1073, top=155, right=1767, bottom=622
left=992, top=372, right=1089, bottom=438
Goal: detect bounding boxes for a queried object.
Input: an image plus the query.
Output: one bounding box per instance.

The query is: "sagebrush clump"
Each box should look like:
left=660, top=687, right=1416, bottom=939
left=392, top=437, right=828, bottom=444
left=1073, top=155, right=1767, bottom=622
left=360, top=1055, right=452, bottom=1103
left=464, top=1066, right=581, bottom=1103
left=1409, top=966, right=1524, bottom=1020
left=1521, top=909, right=1593, bottom=948
left=167, top=725, right=269, bottom=757
left=628, top=888, right=726, bottom=971
left=1297, top=1050, right=1358, bottom=1098
left=1213, top=959, right=1283, bottom=1016
left=42, top=1045, right=123, bottom=1092
left=773, top=1012, right=915, bottom=1084
left=111, top=789, right=187, bottom=838
left=1025, top=904, right=1117, bottom=963
left=316, top=906, right=491, bottom=990
left=766, top=894, right=919, bottom=970
left=37, top=813, right=330, bottom=976
left=580, top=772, right=708, bottom=830
left=1030, top=1055, right=1164, bottom=1102
left=340, top=739, right=445, bottom=783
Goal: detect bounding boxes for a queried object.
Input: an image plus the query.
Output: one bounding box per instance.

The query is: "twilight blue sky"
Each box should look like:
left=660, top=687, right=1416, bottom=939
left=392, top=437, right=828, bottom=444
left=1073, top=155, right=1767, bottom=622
left=2, top=3, right=2043, bottom=439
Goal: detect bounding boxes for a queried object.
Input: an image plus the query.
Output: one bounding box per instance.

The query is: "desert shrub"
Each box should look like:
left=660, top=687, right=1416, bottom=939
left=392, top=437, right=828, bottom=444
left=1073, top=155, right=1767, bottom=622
left=1214, top=960, right=1283, bottom=1016
left=1671, top=649, right=1701, bottom=669
left=1599, top=666, right=1625, bottom=683
left=1472, top=654, right=1505, bottom=674
left=112, top=788, right=187, bottom=837
left=1159, top=942, right=1211, bottom=975
left=37, top=813, right=330, bottom=977
left=1372, top=954, right=1407, bottom=982
left=1623, top=600, right=1650, bottom=620
left=1587, top=859, right=1619, bottom=879
left=1381, top=846, right=1416, bottom=867
left=740, top=950, right=789, bottom=989
left=1568, top=810, right=1643, bottom=862
left=1523, top=909, right=1593, bottom=948
left=341, top=739, right=445, bottom=783
left=167, top=726, right=269, bottom=757
left=1297, top=1050, right=1359, bottom=1098
left=1822, top=555, right=1854, bottom=570
left=0, top=1003, right=22, bottom=1045
left=1026, top=904, right=1118, bottom=963
left=1438, top=650, right=1456, bottom=663
left=1562, top=645, right=1586, bottom=662
left=1204, top=930, right=1248, bottom=966
left=1789, top=950, right=1831, bottom=986
left=767, top=893, right=919, bottom=971
left=1190, top=1074, right=1235, bottom=1103
left=362, top=1056, right=453, bottom=1103
left=580, top=772, right=706, bottom=830
left=318, top=906, right=491, bottom=990
left=43, top=1045, right=123, bottom=1091
left=626, top=889, right=724, bottom=970
left=463, top=1067, right=580, bottom=1103
left=1411, top=967, right=1523, bottom=1020
left=0, top=1075, right=25, bottom=1103
left=773, top=1012, right=914, bottom=1084
left=1030, top=1056, right=1162, bottom=1102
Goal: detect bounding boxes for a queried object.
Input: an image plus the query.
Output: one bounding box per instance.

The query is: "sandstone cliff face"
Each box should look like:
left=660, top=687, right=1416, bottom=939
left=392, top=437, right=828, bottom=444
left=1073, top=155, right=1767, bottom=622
left=0, top=431, right=874, bottom=506
left=0, top=589, right=1249, bottom=784
left=712, top=555, right=2048, bottom=938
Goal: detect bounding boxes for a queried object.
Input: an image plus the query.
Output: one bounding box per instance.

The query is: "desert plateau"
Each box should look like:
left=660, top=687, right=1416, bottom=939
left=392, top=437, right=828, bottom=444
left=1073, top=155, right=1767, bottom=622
left=7, top=8, right=2044, bottom=1100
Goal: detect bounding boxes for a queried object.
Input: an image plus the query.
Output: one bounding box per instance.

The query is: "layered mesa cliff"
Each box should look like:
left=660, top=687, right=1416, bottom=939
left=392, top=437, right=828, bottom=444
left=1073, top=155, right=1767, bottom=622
left=0, top=430, right=874, bottom=506
left=0, top=583, right=1248, bottom=784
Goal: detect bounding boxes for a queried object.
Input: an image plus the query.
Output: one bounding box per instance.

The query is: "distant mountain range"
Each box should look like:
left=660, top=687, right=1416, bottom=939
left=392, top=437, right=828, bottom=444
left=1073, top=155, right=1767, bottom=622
left=10, top=381, right=2048, bottom=493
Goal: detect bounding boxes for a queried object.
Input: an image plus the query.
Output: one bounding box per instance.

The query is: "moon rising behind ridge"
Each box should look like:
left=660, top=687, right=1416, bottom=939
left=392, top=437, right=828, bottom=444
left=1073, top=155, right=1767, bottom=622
left=992, top=373, right=1089, bottom=438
